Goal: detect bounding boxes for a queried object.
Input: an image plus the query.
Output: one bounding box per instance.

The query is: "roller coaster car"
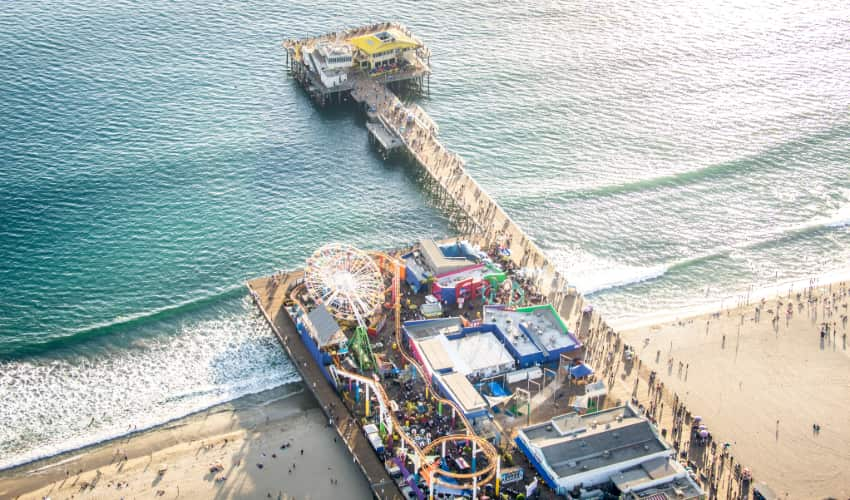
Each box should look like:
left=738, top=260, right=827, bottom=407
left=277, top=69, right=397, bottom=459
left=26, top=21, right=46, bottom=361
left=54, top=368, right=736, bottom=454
left=384, top=461, right=402, bottom=479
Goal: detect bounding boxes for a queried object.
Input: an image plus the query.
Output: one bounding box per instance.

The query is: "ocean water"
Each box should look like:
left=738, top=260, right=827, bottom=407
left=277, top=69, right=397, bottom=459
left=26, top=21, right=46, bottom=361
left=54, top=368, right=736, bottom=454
left=2, top=0, right=849, bottom=467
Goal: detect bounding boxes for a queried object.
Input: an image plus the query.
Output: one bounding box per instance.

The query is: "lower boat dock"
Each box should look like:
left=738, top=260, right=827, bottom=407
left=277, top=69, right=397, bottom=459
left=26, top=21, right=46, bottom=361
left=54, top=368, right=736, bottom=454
left=366, top=117, right=404, bottom=157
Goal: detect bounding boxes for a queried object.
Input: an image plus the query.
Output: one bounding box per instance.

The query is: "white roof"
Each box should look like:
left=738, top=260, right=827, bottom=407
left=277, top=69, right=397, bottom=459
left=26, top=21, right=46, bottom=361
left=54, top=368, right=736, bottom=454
left=441, top=372, right=487, bottom=413
left=505, top=366, right=543, bottom=384
left=483, top=307, right=539, bottom=356
left=450, top=332, right=514, bottom=375
left=418, top=337, right=454, bottom=372
left=316, top=41, right=352, bottom=57
left=418, top=331, right=515, bottom=376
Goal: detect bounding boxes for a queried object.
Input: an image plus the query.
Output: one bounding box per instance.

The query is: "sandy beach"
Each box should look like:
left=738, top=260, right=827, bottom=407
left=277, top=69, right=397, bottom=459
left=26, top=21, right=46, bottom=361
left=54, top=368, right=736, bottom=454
left=0, top=383, right=372, bottom=500
left=614, top=281, right=850, bottom=499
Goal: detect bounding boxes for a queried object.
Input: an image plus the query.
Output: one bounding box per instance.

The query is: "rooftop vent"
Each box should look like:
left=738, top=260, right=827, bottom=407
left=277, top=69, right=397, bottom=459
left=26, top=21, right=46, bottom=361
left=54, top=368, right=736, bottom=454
left=602, top=450, right=611, bottom=458
left=612, top=432, right=620, bottom=438
left=616, top=415, right=623, bottom=423
left=644, top=444, right=650, bottom=451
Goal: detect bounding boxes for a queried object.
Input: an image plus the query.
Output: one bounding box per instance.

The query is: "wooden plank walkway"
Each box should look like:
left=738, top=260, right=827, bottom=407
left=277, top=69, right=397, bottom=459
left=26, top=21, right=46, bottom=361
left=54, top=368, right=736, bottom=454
left=366, top=119, right=403, bottom=151
left=247, top=273, right=403, bottom=500
left=350, top=78, right=578, bottom=317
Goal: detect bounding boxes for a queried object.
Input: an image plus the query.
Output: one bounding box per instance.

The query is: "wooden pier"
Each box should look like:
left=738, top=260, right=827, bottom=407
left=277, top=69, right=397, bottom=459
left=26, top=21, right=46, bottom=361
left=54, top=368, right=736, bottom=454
left=247, top=24, right=596, bottom=500
left=366, top=116, right=404, bottom=158
left=281, top=21, right=586, bottom=351
left=280, top=23, right=575, bottom=311
left=239, top=24, right=777, bottom=500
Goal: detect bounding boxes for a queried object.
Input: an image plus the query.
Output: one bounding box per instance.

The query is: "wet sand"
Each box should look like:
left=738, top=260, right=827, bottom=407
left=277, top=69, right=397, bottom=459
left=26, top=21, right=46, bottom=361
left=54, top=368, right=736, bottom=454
left=0, top=383, right=372, bottom=499
left=617, top=282, right=850, bottom=499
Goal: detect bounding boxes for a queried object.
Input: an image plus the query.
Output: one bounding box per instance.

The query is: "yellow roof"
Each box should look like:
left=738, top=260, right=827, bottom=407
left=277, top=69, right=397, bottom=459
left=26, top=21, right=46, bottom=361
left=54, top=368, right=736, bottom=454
left=349, top=29, right=419, bottom=56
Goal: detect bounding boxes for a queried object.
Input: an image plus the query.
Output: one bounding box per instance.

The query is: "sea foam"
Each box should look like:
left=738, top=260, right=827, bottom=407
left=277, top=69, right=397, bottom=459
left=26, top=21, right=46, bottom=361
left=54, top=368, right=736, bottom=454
left=0, top=296, right=298, bottom=471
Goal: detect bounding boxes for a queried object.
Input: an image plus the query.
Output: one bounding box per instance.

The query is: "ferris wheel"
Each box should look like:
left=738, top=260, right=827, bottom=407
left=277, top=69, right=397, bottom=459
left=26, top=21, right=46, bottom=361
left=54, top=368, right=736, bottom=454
left=304, top=243, right=384, bottom=323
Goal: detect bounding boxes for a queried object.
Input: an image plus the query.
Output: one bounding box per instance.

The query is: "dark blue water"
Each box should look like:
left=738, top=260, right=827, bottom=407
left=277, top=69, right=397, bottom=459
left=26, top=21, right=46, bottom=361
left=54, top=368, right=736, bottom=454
left=2, top=0, right=849, bottom=467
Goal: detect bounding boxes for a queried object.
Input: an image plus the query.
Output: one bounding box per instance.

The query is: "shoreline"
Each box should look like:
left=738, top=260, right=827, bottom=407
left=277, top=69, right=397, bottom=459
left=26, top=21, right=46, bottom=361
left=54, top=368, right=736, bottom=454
left=0, top=377, right=299, bottom=473
left=5, top=268, right=848, bottom=498
left=599, top=265, right=850, bottom=331
left=6, top=254, right=847, bottom=480
left=0, top=382, right=373, bottom=499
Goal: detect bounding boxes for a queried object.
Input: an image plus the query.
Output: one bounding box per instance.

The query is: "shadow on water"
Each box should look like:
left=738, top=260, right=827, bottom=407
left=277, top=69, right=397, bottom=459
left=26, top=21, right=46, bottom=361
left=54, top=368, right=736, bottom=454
left=287, top=75, right=460, bottom=239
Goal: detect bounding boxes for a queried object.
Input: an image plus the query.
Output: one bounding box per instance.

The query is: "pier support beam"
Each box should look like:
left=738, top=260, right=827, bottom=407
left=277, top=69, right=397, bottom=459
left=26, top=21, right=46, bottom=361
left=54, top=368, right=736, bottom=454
left=365, top=384, right=371, bottom=417
left=495, top=456, right=501, bottom=496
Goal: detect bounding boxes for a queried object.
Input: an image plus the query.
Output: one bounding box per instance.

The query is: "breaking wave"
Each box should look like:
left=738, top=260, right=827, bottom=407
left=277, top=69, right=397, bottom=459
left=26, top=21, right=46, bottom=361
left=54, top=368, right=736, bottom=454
left=0, top=296, right=299, bottom=471
left=558, top=199, right=850, bottom=295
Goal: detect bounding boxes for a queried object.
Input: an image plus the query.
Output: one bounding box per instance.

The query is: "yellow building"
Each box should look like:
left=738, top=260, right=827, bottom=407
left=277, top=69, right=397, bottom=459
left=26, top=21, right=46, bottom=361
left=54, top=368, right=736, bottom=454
left=349, top=29, right=420, bottom=72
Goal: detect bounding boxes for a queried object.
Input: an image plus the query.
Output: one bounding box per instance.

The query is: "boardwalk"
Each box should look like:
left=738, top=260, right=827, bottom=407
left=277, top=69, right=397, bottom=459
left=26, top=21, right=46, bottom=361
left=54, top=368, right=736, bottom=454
left=248, top=273, right=403, bottom=500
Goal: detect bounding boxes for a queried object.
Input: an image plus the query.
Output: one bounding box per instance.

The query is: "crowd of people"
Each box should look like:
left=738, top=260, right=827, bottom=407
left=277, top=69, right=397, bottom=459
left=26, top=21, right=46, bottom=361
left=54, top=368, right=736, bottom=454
left=578, top=301, right=758, bottom=499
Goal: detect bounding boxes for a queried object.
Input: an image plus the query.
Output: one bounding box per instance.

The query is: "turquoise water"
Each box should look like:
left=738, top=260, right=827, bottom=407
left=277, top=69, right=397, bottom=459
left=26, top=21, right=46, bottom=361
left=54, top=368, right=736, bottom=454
left=2, top=0, right=849, bottom=467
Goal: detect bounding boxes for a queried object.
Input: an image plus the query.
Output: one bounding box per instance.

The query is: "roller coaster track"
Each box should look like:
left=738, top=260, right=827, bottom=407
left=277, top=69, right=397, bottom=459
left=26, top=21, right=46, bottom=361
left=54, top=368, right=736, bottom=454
left=369, top=252, right=500, bottom=489
left=291, top=251, right=501, bottom=495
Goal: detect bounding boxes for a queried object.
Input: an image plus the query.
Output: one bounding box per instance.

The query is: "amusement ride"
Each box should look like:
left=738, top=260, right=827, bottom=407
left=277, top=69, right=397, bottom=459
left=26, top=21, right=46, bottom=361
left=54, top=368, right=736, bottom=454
left=299, top=243, right=501, bottom=499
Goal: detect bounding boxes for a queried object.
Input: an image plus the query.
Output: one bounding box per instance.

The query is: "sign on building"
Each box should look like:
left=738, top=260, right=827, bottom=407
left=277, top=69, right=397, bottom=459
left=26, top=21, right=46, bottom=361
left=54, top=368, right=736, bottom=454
left=500, top=466, right=524, bottom=485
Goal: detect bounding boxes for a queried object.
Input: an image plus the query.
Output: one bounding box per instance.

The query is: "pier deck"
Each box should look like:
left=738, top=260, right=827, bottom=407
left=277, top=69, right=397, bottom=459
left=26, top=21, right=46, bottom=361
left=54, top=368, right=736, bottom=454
left=284, top=22, right=431, bottom=106
left=366, top=119, right=403, bottom=153
left=247, top=273, right=403, bottom=500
